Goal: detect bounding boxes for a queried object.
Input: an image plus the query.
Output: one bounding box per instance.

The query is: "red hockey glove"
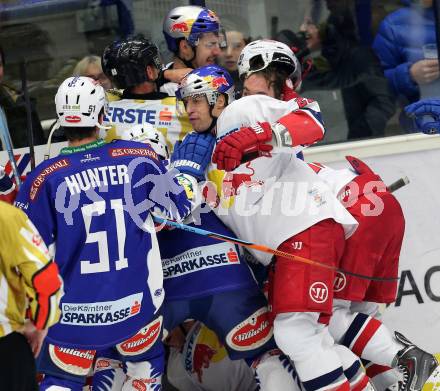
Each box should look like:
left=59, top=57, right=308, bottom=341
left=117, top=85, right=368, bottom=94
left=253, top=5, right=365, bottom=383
left=213, top=122, right=273, bottom=171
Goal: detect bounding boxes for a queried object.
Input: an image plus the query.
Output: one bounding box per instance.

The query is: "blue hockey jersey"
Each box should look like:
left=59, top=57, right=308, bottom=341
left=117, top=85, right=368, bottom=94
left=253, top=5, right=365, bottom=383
left=15, top=139, right=190, bottom=349
left=158, top=209, right=257, bottom=300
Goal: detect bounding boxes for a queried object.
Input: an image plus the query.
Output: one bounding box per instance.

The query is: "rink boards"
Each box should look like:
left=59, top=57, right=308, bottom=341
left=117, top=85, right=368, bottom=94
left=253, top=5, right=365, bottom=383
left=1, top=133, right=440, bottom=353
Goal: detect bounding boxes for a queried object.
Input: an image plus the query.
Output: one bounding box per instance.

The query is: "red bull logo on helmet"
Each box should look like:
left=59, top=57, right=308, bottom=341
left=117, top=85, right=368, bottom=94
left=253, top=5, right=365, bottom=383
left=170, top=19, right=195, bottom=36
left=171, top=21, right=189, bottom=32
left=206, top=9, right=219, bottom=22
left=200, top=75, right=229, bottom=90
left=211, top=75, right=229, bottom=89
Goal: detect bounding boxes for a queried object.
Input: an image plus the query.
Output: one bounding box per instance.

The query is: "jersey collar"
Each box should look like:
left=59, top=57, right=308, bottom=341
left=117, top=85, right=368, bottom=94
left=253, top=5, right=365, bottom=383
left=60, top=139, right=105, bottom=155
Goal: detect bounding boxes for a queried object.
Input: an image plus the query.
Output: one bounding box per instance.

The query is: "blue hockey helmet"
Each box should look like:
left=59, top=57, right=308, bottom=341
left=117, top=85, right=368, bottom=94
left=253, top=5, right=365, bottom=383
left=163, top=6, right=220, bottom=53
left=176, top=65, right=235, bottom=106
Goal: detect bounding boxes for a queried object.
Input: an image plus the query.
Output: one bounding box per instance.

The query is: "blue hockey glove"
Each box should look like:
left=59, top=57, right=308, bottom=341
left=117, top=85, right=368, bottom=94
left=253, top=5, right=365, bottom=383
left=405, top=99, right=440, bottom=134
left=171, top=132, right=215, bottom=181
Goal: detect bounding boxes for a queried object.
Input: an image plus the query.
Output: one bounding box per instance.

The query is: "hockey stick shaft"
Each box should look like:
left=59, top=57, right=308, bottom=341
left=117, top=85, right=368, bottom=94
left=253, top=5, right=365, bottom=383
left=0, top=107, right=21, bottom=187
left=20, top=61, right=35, bottom=170
left=387, top=176, right=410, bottom=193
left=152, top=215, right=398, bottom=282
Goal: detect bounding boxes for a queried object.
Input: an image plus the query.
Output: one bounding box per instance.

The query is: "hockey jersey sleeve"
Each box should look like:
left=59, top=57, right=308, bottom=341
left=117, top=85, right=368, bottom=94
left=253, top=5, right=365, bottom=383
left=0, top=202, right=62, bottom=330
left=216, top=95, right=325, bottom=157
left=271, top=96, right=325, bottom=151
left=14, top=166, right=57, bottom=252
left=132, top=151, right=193, bottom=223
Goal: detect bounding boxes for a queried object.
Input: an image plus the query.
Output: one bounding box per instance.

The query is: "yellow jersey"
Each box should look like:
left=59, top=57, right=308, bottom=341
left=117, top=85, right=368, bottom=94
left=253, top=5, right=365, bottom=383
left=0, top=201, right=63, bottom=336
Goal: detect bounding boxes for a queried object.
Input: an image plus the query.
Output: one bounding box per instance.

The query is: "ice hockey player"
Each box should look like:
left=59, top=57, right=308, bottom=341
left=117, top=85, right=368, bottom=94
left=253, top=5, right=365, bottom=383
left=238, top=39, right=440, bottom=391
left=175, top=64, right=364, bottom=391
left=91, top=122, right=300, bottom=391
left=161, top=5, right=225, bottom=95
left=0, top=201, right=62, bottom=390
left=238, top=39, right=302, bottom=101
left=101, top=35, right=192, bottom=148
left=14, top=76, right=192, bottom=390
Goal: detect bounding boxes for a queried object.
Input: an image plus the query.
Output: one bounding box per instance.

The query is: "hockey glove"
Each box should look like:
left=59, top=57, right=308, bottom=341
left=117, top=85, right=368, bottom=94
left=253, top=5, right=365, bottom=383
left=171, top=132, right=215, bottom=181
left=212, top=122, right=273, bottom=172
left=405, top=99, right=440, bottom=134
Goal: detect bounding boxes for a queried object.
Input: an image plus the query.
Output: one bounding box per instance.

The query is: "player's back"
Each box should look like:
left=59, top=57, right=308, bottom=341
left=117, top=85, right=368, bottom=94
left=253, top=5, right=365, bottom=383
left=103, top=94, right=192, bottom=148
left=15, top=139, right=188, bottom=348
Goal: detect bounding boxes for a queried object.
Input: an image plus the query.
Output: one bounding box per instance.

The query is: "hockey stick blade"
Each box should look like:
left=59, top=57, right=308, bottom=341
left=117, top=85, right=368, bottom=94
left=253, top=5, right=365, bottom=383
left=387, top=176, right=410, bottom=193
left=152, top=216, right=398, bottom=282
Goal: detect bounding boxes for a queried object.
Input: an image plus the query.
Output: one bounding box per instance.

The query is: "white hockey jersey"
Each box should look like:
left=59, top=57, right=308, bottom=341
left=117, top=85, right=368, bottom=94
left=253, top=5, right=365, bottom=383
left=308, top=162, right=358, bottom=198
left=206, top=95, right=358, bottom=266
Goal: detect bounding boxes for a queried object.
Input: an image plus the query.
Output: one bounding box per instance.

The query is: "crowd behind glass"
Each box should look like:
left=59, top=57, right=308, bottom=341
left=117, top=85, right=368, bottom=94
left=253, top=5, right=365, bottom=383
left=0, top=0, right=437, bottom=148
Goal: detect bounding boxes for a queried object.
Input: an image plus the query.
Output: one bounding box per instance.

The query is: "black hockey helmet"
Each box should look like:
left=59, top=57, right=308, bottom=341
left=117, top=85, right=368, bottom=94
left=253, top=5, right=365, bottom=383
left=102, top=35, right=162, bottom=89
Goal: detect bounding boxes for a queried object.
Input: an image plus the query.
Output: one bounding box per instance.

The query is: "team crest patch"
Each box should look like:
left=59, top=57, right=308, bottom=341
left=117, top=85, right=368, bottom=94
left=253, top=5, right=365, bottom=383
left=309, top=281, right=329, bottom=303
left=226, top=307, right=273, bottom=351
left=49, top=345, right=95, bottom=376
left=116, top=316, right=162, bottom=356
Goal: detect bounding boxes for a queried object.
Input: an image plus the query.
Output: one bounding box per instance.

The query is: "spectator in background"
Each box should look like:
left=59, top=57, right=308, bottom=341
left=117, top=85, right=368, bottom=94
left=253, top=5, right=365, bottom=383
left=73, top=55, right=112, bottom=90
left=300, top=1, right=396, bottom=140
left=218, top=31, right=248, bottom=96
left=0, top=45, right=46, bottom=148
left=373, top=0, right=437, bottom=131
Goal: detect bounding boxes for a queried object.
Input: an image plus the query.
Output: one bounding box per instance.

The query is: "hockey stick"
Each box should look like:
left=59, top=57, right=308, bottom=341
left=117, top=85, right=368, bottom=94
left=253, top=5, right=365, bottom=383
left=152, top=215, right=398, bottom=282
left=387, top=176, right=410, bottom=193
left=0, top=107, right=21, bottom=188
left=20, top=61, right=35, bottom=170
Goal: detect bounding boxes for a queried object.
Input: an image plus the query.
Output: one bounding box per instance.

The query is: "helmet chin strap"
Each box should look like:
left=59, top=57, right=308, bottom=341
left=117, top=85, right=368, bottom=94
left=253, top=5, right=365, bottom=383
left=96, top=122, right=112, bottom=130
left=206, top=106, right=218, bottom=134
left=178, top=43, right=196, bottom=69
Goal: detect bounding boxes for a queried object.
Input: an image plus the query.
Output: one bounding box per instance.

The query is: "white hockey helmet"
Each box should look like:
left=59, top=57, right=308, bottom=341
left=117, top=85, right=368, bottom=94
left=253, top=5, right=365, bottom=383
left=55, top=76, right=108, bottom=128
left=237, top=39, right=301, bottom=81
left=120, top=123, right=169, bottom=160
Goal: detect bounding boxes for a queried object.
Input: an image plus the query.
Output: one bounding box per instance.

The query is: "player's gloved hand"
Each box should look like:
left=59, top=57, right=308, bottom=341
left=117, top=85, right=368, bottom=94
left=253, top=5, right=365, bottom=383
left=212, top=122, right=273, bottom=171
left=0, top=165, right=15, bottom=194
left=405, top=99, right=440, bottom=134
left=171, top=132, right=215, bottom=181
